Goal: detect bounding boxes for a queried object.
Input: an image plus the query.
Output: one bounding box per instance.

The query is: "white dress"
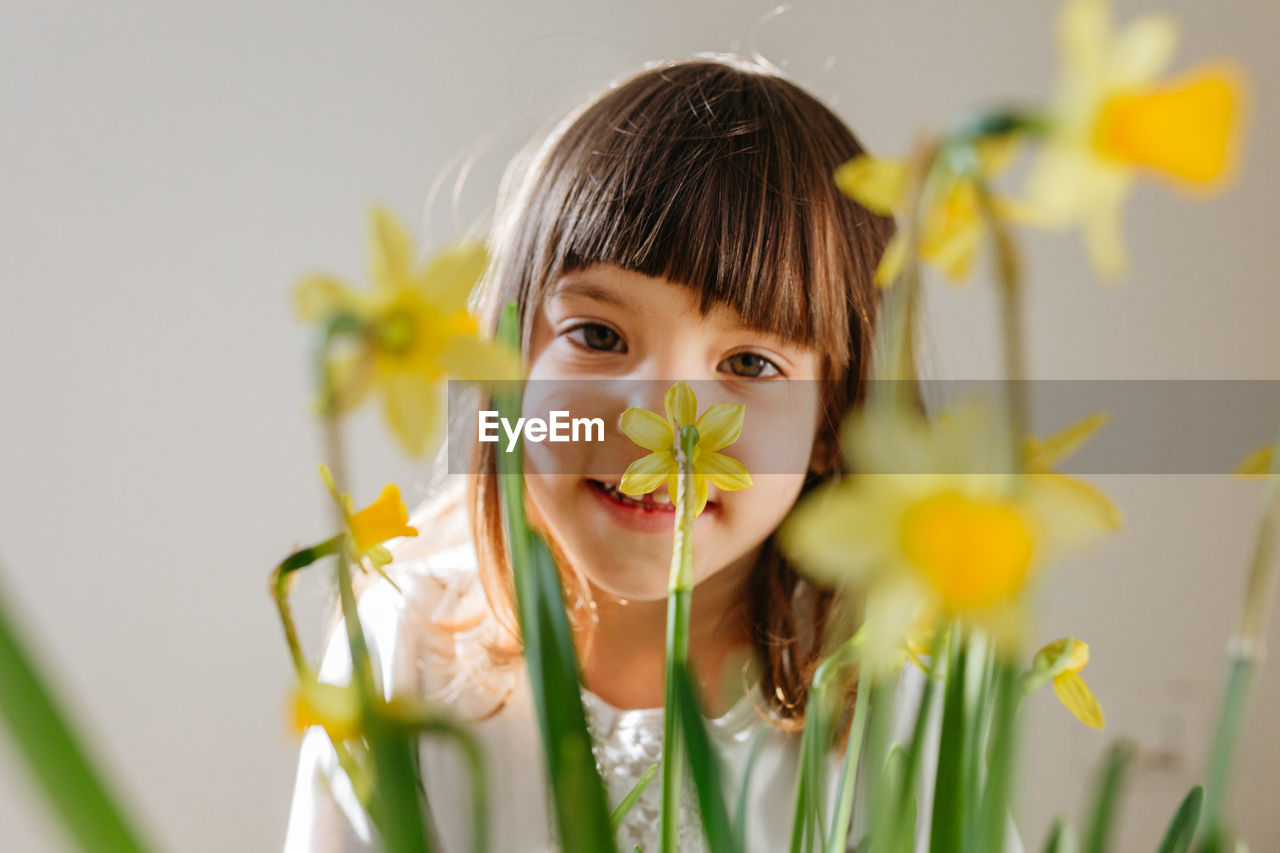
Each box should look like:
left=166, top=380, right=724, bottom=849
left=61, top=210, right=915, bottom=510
left=281, top=524, right=1024, bottom=853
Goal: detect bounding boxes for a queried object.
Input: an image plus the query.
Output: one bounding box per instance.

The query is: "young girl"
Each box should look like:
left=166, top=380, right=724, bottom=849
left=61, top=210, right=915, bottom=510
left=283, top=54, right=1021, bottom=853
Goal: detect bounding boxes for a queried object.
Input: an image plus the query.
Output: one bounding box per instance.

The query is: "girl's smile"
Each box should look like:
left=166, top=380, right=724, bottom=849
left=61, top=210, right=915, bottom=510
left=584, top=476, right=719, bottom=534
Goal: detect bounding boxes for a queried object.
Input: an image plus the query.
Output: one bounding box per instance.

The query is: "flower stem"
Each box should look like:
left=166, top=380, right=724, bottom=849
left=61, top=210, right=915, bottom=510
left=871, top=139, right=939, bottom=405
left=973, top=179, right=1029, bottom=478
left=271, top=535, right=341, bottom=677
left=1197, top=421, right=1280, bottom=850
left=661, top=424, right=700, bottom=853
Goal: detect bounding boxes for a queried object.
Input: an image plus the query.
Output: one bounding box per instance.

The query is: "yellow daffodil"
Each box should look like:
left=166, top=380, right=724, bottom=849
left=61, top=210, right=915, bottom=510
left=617, top=380, right=753, bottom=517
left=291, top=675, right=362, bottom=742
left=836, top=136, right=1034, bottom=287
left=1024, top=0, right=1247, bottom=279
left=294, top=206, right=522, bottom=456
left=318, top=463, right=418, bottom=577
left=1234, top=444, right=1275, bottom=478
left=1030, top=637, right=1105, bottom=729
left=780, top=399, right=1119, bottom=666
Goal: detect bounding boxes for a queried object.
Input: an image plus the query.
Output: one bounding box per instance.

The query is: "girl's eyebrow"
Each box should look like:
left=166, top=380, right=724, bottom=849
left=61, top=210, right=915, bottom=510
left=548, top=276, right=637, bottom=312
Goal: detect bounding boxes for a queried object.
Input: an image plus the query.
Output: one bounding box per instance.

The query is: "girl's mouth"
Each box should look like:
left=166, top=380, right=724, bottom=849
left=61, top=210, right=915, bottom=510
left=585, top=478, right=719, bottom=530
left=587, top=478, right=677, bottom=512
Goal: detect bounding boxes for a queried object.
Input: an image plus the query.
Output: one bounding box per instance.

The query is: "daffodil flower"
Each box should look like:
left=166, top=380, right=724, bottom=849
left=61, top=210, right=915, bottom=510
left=1028, top=637, right=1105, bottom=729
left=780, top=399, right=1120, bottom=666
left=292, top=674, right=362, bottom=742
left=318, top=463, right=418, bottom=580
left=1024, top=0, right=1246, bottom=279
left=617, top=380, right=753, bottom=517
left=836, top=136, right=1035, bottom=287
left=294, top=206, right=522, bottom=456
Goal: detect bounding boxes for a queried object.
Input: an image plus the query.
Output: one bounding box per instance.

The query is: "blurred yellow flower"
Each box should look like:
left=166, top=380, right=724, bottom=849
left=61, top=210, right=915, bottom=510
left=294, top=206, right=522, bottom=456
left=1234, top=444, right=1275, bottom=478
left=292, top=675, right=361, bottom=742
left=836, top=136, right=1034, bottom=287
left=1024, top=0, right=1247, bottom=279
left=780, top=399, right=1119, bottom=664
left=319, top=463, right=418, bottom=577
left=1031, top=637, right=1105, bottom=729
left=617, top=380, right=752, bottom=517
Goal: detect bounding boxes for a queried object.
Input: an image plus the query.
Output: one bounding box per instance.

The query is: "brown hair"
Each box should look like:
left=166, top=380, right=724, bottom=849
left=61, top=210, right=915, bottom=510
left=462, top=54, right=896, bottom=727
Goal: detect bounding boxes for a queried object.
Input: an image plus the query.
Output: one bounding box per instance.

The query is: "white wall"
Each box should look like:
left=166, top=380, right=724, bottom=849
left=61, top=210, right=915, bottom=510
left=1, top=1, right=1276, bottom=850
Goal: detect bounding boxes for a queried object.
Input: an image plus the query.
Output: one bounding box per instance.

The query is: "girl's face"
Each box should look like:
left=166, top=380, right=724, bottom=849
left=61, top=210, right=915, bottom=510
left=521, top=262, right=825, bottom=602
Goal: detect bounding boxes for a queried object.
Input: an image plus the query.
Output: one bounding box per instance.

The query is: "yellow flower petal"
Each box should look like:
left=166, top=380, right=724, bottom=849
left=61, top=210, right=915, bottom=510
left=1094, top=65, right=1243, bottom=186
left=620, top=407, right=675, bottom=452
left=1234, top=445, right=1274, bottom=477
left=1033, top=636, right=1090, bottom=678
left=697, top=451, right=753, bottom=491
left=874, top=231, right=910, bottom=289
left=1052, top=669, right=1106, bottom=729
left=924, top=215, right=984, bottom=283
left=694, top=403, right=745, bottom=452
left=417, top=242, right=489, bottom=315
left=1059, top=0, right=1109, bottom=82
left=350, top=483, right=419, bottom=552
left=381, top=370, right=443, bottom=457
left=317, top=463, right=343, bottom=507
left=1027, top=471, right=1124, bottom=557
left=834, top=155, right=909, bottom=215
left=693, top=474, right=710, bottom=518
left=1109, top=13, right=1179, bottom=85
left=665, top=380, right=697, bottom=429
left=1025, top=412, right=1110, bottom=472
left=294, top=274, right=362, bottom=323
left=369, top=206, right=412, bottom=288
left=620, top=452, right=676, bottom=496
left=437, top=335, right=523, bottom=385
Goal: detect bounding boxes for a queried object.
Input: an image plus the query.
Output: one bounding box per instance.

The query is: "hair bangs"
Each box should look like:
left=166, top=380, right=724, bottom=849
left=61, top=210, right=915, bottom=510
left=520, top=61, right=883, bottom=375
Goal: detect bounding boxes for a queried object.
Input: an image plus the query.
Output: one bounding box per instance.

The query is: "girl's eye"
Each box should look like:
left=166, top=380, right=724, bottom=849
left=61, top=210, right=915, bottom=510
left=719, top=351, right=782, bottom=378
left=565, top=322, right=626, bottom=353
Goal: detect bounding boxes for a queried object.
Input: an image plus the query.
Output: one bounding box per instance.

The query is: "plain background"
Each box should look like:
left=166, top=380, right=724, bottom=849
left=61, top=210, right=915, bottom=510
left=2, top=0, right=1278, bottom=850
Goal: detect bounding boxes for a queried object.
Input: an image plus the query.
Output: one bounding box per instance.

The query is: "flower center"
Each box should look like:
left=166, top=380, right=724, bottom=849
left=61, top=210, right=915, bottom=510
left=900, top=492, right=1034, bottom=611
left=376, top=309, right=416, bottom=354
left=1092, top=68, right=1238, bottom=184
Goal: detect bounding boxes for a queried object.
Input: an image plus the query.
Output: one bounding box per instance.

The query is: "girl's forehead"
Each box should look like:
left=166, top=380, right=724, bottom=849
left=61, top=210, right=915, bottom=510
left=544, top=264, right=806, bottom=344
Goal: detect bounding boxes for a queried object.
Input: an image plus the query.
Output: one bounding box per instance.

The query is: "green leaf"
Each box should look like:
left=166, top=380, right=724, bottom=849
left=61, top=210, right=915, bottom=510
left=673, top=663, right=742, bottom=853
left=0, top=569, right=157, bottom=853
left=494, top=302, right=615, bottom=853
left=1041, top=817, right=1077, bottom=853
left=1081, top=740, right=1135, bottom=853
left=1156, top=785, right=1202, bottom=853
left=931, top=628, right=968, bottom=853
left=612, top=763, right=659, bottom=832
left=735, top=727, right=769, bottom=850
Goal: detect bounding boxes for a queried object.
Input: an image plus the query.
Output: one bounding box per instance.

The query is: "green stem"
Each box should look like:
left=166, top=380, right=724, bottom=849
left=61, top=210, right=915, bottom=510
left=315, top=322, right=430, bottom=852
left=271, top=536, right=341, bottom=677
left=661, top=424, right=700, bottom=853
left=973, top=179, right=1029, bottom=478
left=870, top=140, right=939, bottom=405
left=826, top=665, right=872, bottom=853
left=1197, top=421, right=1280, bottom=851
left=977, top=663, right=1019, bottom=853
left=0, top=569, right=158, bottom=853
left=403, top=711, right=491, bottom=853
